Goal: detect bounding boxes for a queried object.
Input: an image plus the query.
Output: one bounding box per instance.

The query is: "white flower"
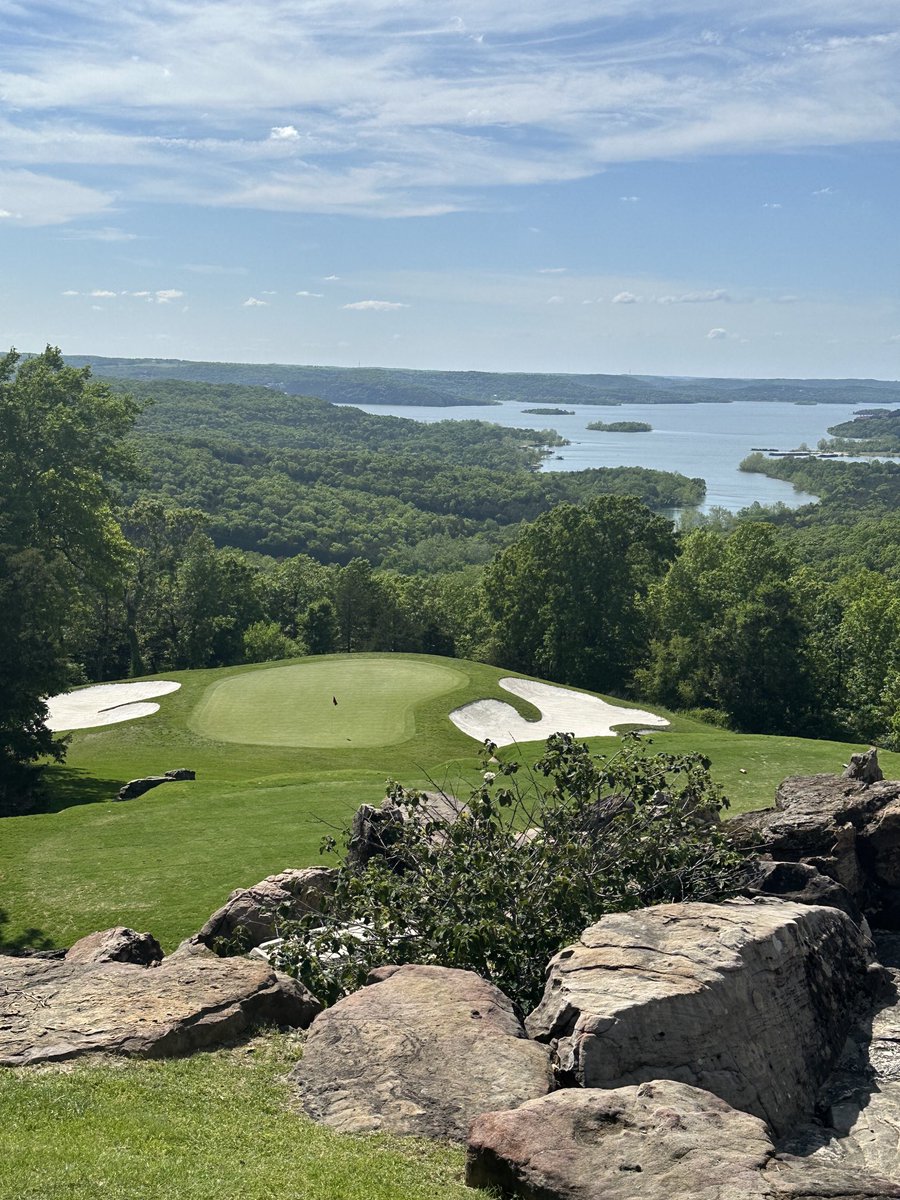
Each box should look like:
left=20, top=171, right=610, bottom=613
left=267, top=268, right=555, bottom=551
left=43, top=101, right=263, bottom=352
left=483, top=771, right=496, bottom=784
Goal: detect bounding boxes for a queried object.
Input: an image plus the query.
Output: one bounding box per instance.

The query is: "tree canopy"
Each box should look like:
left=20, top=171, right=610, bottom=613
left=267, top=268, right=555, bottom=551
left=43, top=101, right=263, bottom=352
left=0, top=348, right=139, bottom=812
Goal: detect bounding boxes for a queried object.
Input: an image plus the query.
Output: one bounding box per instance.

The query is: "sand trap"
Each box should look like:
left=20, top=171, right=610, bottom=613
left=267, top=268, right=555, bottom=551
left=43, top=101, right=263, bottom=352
left=45, top=681, right=181, bottom=731
left=449, top=677, right=669, bottom=747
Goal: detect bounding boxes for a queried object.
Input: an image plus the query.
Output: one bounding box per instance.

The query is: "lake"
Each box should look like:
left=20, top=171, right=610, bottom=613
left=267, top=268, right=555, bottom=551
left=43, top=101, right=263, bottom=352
left=339, top=398, right=872, bottom=513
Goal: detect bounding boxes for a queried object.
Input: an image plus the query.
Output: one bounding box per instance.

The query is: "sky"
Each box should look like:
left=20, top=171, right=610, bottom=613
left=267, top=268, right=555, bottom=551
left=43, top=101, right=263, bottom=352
left=1, top=0, right=899, bottom=378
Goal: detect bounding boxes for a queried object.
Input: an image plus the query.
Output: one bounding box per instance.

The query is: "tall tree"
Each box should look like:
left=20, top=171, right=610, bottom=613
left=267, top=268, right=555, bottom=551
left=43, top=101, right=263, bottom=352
left=483, top=495, right=676, bottom=692
left=0, top=347, right=139, bottom=812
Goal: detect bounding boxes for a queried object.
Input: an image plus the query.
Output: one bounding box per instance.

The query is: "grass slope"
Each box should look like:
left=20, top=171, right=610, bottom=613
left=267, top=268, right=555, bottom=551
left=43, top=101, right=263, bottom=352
left=0, top=1034, right=470, bottom=1200
left=2, top=652, right=897, bottom=954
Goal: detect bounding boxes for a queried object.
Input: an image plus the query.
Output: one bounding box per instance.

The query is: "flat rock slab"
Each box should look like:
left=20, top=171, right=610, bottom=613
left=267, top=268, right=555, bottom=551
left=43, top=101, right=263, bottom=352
left=466, top=1081, right=900, bottom=1200
left=525, top=899, right=878, bottom=1137
left=0, top=952, right=320, bottom=1067
left=293, top=963, right=552, bottom=1141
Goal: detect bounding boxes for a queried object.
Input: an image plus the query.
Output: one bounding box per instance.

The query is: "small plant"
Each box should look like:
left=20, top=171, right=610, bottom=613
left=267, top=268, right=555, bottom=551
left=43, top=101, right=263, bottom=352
left=271, top=734, right=744, bottom=1012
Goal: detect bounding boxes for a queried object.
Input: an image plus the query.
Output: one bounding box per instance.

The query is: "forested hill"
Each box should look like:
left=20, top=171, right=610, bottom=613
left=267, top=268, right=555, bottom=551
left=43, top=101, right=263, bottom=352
left=66, top=354, right=900, bottom=408
left=119, top=377, right=704, bottom=569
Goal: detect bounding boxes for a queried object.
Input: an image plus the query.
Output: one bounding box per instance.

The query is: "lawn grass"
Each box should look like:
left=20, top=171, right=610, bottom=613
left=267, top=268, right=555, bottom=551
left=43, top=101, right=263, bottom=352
left=189, top=657, right=468, bottom=748
left=0, top=1033, right=471, bottom=1200
left=2, top=651, right=897, bottom=953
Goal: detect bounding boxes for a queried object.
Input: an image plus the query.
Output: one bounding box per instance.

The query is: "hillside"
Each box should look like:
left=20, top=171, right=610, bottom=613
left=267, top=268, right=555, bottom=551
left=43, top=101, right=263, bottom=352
left=64, top=354, right=900, bottom=408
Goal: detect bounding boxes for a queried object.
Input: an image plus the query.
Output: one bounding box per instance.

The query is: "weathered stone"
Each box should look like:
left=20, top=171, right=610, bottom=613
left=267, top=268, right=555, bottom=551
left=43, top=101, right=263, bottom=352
left=0, top=951, right=320, bottom=1067
left=466, top=1081, right=900, bottom=1200
left=525, top=899, right=878, bottom=1137
left=780, top=934, right=900, bottom=1184
left=346, top=791, right=465, bottom=870
left=66, top=926, right=163, bottom=966
left=116, top=769, right=195, bottom=802
left=292, top=963, right=552, bottom=1141
left=845, top=749, right=884, bottom=784
left=739, top=858, right=862, bottom=921
left=194, top=866, right=337, bottom=952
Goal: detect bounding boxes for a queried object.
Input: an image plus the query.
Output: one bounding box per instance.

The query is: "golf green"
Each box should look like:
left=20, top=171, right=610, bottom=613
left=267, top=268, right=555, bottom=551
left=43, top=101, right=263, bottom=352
left=189, top=657, right=468, bottom=748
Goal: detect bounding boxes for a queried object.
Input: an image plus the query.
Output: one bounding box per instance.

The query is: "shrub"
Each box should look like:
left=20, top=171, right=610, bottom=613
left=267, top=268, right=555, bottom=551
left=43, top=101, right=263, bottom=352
left=272, top=734, right=744, bottom=1012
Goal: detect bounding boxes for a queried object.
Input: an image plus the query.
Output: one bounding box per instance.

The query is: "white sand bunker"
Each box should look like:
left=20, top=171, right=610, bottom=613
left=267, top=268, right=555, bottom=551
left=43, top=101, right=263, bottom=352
left=46, top=681, right=181, bottom=732
left=450, top=677, right=669, bottom=747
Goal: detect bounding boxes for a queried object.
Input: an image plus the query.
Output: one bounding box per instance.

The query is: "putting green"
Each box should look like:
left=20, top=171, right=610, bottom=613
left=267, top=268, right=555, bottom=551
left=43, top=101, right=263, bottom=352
left=189, top=657, right=467, bottom=748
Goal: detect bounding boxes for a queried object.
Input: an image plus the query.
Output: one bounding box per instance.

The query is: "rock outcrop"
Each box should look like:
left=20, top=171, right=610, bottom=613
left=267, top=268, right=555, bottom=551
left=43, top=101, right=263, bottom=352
left=116, top=769, right=195, bottom=802
left=0, top=950, right=320, bottom=1067
left=525, top=899, right=879, bottom=1137
left=65, top=926, right=163, bottom=966
left=466, top=1080, right=900, bottom=1200
left=192, top=866, right=337, bottom=952
left=292, top=963, right=552, bottom=1141
left=727, top=758, right=900, bottom=925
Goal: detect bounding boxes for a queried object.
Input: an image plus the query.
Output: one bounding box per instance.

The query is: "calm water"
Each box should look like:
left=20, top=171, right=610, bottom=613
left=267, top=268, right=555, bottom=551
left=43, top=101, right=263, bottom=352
left=340, top=398, right=873, bottom=513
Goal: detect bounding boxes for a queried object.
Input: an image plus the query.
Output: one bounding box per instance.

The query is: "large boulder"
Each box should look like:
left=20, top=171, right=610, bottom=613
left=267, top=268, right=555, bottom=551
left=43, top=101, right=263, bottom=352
left=65, top=926, right=163, bottom=966
left=781, top=932, right=900, bottom=1184
left=525, top=899, right=879, bottom=1137
left=292, top=963, right=552, bottom=1141
left=193, top=866, right=337, bottom=952
left=728, top=762, right=900, bottom=925
left=466, top=1081, right=900, bottom=1200
left=0, top=949, right=320, bottom=1067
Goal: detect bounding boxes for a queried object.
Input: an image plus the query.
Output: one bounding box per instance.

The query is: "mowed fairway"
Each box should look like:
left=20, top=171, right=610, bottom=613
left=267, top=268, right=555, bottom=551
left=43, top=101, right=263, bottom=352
left=3, top=650, right=900, bottom=955
left=190, top=658, right=466, bottom=747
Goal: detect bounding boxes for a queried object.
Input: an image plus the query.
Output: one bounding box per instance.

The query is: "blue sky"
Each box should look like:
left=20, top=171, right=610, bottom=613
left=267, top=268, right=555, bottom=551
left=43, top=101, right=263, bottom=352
left=1, top=0, right=898, bottom=377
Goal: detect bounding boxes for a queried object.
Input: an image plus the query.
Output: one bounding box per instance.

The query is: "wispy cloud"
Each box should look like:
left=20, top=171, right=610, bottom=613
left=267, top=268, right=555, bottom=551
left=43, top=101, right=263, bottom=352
left=657, top=289, right=731, bottom=304
left=1, top=4, right=898, bottom=222
left=707, top=327, right=728, bottom=339
left=243, top=296, right=268, bottom=306
left=343, top=299, right=410, bottom=310
left=296, top=290, right=323, bottom=297
left=612, top=291, right=639, bottom=304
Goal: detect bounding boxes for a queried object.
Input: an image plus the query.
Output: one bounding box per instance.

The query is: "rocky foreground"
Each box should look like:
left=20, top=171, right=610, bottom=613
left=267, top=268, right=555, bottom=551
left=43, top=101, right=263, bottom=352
left=5, top=755, right=900, bottom=1197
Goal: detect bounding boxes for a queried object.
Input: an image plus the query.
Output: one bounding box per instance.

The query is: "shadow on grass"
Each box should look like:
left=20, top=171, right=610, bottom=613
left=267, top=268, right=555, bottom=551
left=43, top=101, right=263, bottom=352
left=30, top=765, right=122, bottom=815
left=0, top=906, right=59, bottom=954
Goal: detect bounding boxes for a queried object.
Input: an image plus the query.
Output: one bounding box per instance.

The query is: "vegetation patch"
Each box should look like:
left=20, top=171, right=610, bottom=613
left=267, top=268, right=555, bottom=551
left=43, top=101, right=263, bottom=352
left=587, top=420, right=652, bottom=432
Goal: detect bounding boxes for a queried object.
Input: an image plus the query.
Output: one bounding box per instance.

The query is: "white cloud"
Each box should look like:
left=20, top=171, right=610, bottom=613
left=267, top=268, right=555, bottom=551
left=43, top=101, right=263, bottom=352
left=612, top=291, right=638, bottom=304
left=155, top=289, right=184, bottom=303
left=296, top=290, right=323, bottom=297
left=243, top=296, right=268, bottom=306
left=538, top=267, right=566, bottom=274
left=657, top=289, right=731, bottom=304
left=547, top=295, right=564, bottom=304
left=763, top=202, right=783, bottom=209
left=61, top=288, right=79, bottom=295
left=812, top=186, right=835, bottom=195
left=343, top=299, right=410, bottom=310
left=323, top=275, right=341, bottom=281
left=88, top=289, right=117, bottom=297
left=619, top=195, right=640, bottom=202
left=0, top=168, right=111, bottom=226
left=707, top=327, right=728, bottom=339
left=269, top=125, right=300, bottom=141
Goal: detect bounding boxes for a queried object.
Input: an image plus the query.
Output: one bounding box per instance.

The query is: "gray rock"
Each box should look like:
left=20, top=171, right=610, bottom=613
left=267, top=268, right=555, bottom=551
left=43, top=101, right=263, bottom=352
left=525, top=899, right=879, bottom=1137
left=116, top=769, right=195, bottom=802
left=0, top=951, right=320, bottom=1067
left=845, top=750, right=885, bottom=784
left=466, top=1081, right=900, bottom=1200
left=65, top=926, right=163, bottom=966
left=194, top=866, right=337, bottom=952
left=346, top=790, right=465, bottom=870
left=293, top=963, right=552, bottom=1141
left=739, top=859, right=862, bottom=921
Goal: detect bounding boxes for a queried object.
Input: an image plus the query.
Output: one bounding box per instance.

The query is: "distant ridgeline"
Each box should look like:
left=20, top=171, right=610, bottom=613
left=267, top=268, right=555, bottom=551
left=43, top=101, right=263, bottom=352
left=111, top=377, right=705, bottom=568
left=66, top=355, right=900, bottom=408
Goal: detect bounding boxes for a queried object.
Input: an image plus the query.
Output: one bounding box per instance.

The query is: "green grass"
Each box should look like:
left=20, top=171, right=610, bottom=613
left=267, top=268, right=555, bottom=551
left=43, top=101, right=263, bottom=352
left=0, top=1034, right=471, bottom=1200
left=2, top=651, right=897, bottom=953
left=189, top=657, right=468, bottom=748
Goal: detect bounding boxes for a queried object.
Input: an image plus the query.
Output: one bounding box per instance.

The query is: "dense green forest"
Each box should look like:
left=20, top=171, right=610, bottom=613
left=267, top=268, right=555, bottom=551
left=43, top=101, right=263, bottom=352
left=587, top=420, right=653, bottom=432
left=64, top=354, right=900, bottom=408
left=7, top=347, right=900, bottom=816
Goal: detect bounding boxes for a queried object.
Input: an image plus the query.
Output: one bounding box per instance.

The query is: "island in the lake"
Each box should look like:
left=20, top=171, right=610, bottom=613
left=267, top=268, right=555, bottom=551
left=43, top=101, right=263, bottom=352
left=587, top=420, right=653, bottom=433
left=521, top=406, right=575, bottom=415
